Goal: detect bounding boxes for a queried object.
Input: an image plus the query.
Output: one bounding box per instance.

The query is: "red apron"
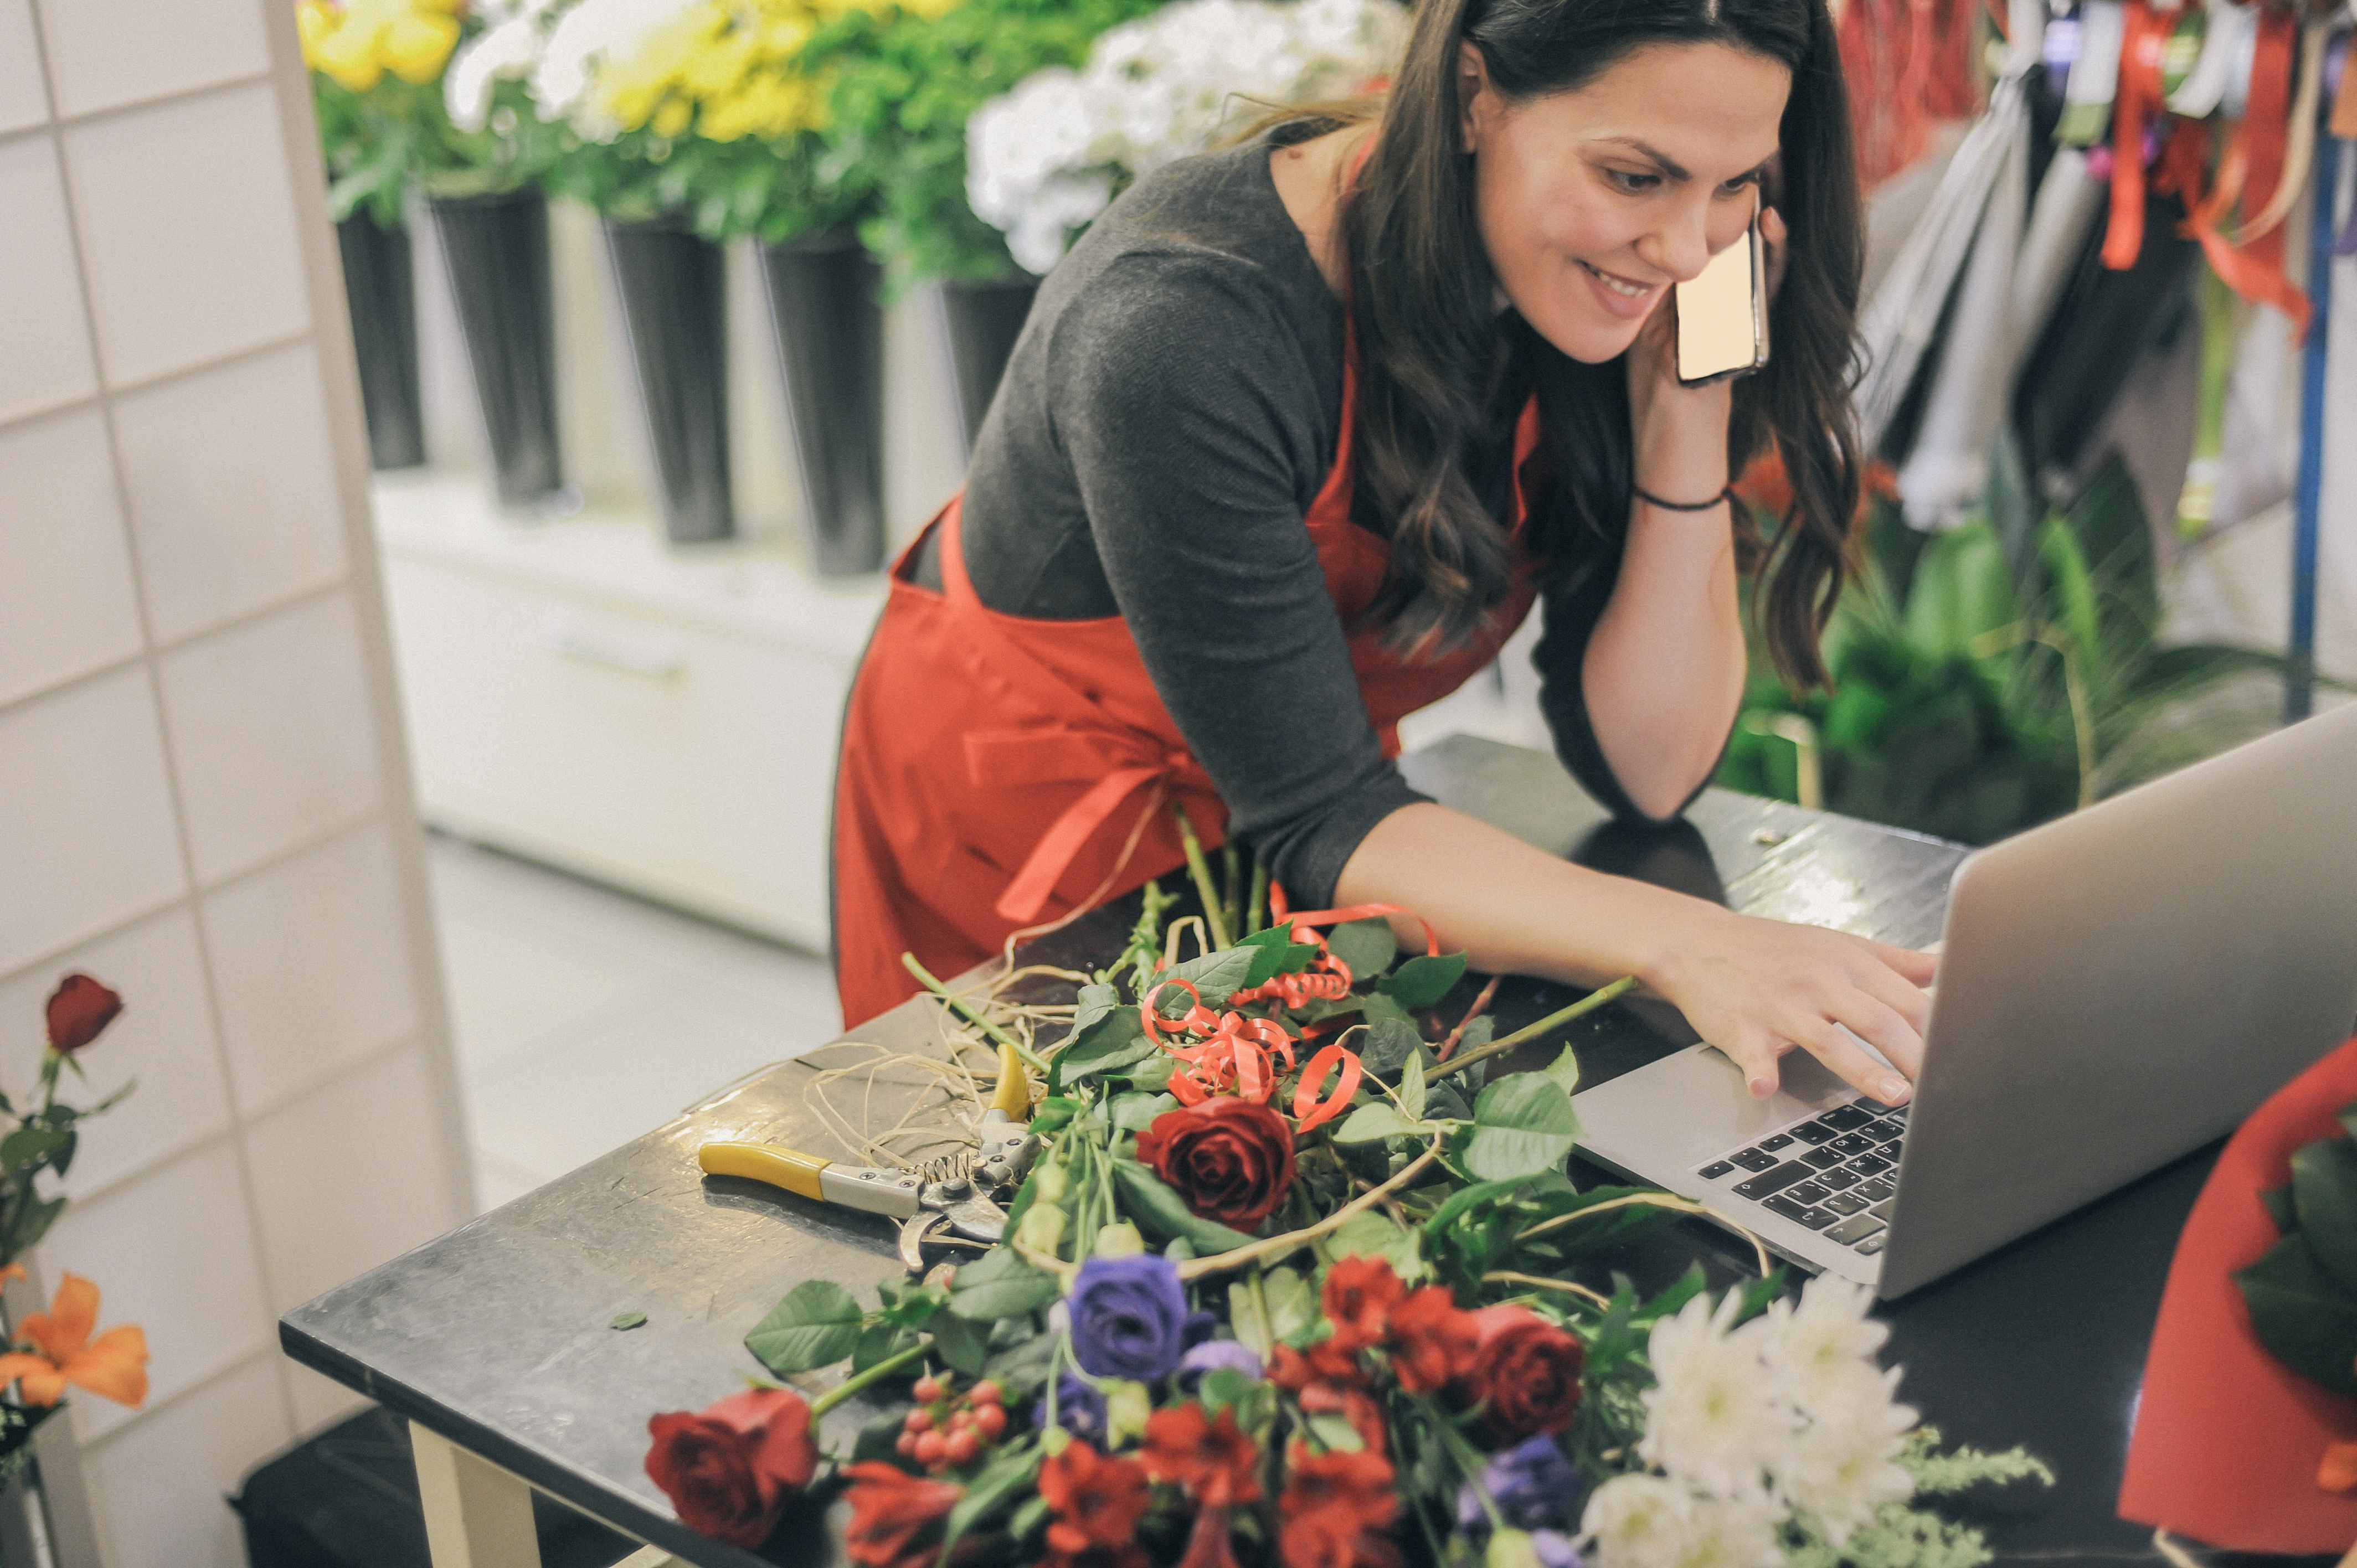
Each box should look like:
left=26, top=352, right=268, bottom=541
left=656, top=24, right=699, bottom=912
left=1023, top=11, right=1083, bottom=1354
left=830, top=362, right=1550, bottom=1027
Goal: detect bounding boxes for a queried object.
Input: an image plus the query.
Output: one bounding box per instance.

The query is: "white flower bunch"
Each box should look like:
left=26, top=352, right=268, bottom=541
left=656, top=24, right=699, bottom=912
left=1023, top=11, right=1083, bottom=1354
left=445, top=0, right=568, bottom=133
left=529, top=0, right=702, bottom=141
left=966, top=0, right=1409, bottom=275
left=1582, top=1276, right=1918, bottom=1568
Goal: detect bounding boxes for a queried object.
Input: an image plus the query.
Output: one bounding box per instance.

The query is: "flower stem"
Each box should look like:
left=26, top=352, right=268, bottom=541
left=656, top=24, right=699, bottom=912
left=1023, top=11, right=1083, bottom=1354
left=1171, top=804, right=1233, bottom=951
left=1429, top=977, right=1636, bottom=1080
left=1246, top=860, right=1269, bottom=936
left=810, top=1339, right=930, bottom=1425
left=902, top=954, right=1050, bottom=1075
left=1176, top=1139, right=1442, bottom=1281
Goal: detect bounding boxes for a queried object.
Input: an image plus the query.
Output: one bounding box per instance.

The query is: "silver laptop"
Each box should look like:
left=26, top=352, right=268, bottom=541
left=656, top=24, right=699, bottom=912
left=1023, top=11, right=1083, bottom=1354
left=1572, top=700, right=2357, bottom=1298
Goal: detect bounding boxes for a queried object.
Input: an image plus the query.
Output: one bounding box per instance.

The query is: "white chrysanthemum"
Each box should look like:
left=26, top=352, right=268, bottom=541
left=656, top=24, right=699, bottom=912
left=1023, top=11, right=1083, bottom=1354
left=532, top=0, right=696, bottom=138
left=1761, top=1275, right=1891, bottom=1415
left=1769, top=1363, right=1917, bottom=1544
left=1579, top=1474, right=1692, bottom=1568
left=1639, top=1290, right=1791, bottom=1500
left=1675, top=1494, right=1787, bottom=1568
left=964, top=0, right=1410, bottom=275
left=446, top=1, right=556, bottom=132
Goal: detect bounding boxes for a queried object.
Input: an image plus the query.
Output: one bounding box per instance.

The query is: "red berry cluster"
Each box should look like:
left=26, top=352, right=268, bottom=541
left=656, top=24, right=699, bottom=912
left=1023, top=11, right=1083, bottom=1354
left=894, top=1374, right=1008, bottom=1472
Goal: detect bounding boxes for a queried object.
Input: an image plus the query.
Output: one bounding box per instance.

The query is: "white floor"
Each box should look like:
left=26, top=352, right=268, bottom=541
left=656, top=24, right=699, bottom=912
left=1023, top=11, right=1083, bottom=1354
left=423, top=832, right=843, bottom=1214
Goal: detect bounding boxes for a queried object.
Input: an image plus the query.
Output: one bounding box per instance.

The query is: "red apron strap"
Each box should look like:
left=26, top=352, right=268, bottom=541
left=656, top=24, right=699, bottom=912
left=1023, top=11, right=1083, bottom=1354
left=2103, top=2, right=2167, bottom=270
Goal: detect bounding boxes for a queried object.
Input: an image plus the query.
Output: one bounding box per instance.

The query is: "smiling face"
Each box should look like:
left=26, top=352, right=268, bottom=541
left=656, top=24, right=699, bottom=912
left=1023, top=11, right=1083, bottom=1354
left=1463, top=40, right=1791, bottom=364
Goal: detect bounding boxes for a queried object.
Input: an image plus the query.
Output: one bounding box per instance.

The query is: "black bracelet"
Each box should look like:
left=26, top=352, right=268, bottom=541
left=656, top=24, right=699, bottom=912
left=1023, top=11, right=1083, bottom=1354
left=1635, top=485, right=1735, bottom=513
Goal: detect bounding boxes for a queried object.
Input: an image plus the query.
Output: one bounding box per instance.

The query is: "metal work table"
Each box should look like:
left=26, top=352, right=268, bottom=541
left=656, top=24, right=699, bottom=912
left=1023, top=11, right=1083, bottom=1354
left=280, top=735, right=2261, bottom=1568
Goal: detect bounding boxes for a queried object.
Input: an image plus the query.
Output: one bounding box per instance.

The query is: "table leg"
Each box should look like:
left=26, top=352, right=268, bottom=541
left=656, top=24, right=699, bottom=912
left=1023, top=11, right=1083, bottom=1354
left=410, top=1421, right=543, bottom=1568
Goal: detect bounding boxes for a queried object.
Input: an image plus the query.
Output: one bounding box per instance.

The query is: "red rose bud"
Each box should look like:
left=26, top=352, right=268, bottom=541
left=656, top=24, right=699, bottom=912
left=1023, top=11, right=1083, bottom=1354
left=643, top=1387, right=818, bottom=1548
left=44, top=974, right=122, bottom=1055
left=1134, top=1097, right=1297, bottom=1230
left=1463, top=1306, right=1585, bottom=1444
left=843, top=1461, right=963, bottom=1568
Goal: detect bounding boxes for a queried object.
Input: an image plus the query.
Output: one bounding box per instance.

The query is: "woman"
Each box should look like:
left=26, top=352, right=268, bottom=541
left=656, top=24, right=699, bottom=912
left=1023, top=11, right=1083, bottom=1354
left=835, top=0, right=1937, bottom=1106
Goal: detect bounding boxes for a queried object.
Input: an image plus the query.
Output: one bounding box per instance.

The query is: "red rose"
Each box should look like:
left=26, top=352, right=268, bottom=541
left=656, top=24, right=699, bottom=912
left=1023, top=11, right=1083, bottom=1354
left=843, top=1460, right=962, bottom=1568
left=1382, top=1287, right=1480, bottom=1395
left=1038, top=1439, right=1152, bottom=1555
left=1135, top=1098, right=1297, bottom=1229
left=1320, top=1257, right=1404, bottom=1353
left=1461, top=1306, right=1585, bottom=1443
left=44, top=974, right=122, bottom=1055
left=644, top=1387, right=819, bottom=1548
left=1144, top=1401, right=1262, bottom=1507
left=1296, top=1380, right=1388, bottom=1459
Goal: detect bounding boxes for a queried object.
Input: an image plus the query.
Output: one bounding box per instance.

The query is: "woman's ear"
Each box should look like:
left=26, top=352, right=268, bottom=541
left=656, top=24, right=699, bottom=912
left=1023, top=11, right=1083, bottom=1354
left=1458, top=40, right=1490, bottom=153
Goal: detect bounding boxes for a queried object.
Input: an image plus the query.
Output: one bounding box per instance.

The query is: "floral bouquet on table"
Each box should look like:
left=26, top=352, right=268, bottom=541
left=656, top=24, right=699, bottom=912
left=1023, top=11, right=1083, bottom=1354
left=643, top=831, right=2049, bottom=1566
left=966, top=0, right=1408, bottom=276
left=300, top=0, right=566, bottom=225
left=506, top=0, right=948, bottom=240
left=0, top=977, right=147, bottom=1484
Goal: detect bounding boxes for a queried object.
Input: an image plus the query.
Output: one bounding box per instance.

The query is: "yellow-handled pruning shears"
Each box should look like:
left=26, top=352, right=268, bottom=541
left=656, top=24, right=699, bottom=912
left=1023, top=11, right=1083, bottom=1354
left=699, top=1041, right=1038, bottom=1273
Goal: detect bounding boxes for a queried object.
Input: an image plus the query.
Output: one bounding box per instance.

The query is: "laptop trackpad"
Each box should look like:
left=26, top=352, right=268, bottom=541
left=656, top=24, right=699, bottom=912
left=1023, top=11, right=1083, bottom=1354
left=1574, top=1044, right=1867, bottom=1172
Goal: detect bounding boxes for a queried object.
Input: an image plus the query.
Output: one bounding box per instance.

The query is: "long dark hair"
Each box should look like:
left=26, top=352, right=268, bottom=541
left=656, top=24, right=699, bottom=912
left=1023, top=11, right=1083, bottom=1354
left=1339, top=0, right=1864, bottom=687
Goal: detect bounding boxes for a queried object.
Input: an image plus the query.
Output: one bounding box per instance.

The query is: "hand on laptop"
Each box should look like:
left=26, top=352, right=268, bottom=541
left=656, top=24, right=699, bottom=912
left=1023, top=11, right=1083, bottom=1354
left=1645, top=907, right=1937, bottom=1106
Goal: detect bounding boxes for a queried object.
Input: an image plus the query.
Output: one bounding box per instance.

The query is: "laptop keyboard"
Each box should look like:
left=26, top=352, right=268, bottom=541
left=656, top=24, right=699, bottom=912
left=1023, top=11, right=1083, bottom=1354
left=1694, top=1102, right=1908, bottom=1257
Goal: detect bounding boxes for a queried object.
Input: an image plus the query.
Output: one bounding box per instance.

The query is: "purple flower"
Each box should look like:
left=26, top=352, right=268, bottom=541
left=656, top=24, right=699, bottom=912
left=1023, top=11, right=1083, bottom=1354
left=1528, top=1531, right=1583, bottom=1568
left=1176, top=1339, right=1264, bottom=1392
left=1068, top=1255, right=1191, bottom=1382
left=1033, top=1373, right=1108, bottom=1445
left=1456, top=1435, right=1586, bottom=1535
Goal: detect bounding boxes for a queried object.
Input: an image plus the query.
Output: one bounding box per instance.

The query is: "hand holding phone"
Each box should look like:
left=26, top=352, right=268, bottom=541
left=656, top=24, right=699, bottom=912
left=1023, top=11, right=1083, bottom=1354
left=1674, top=200, right=1771, bottom=387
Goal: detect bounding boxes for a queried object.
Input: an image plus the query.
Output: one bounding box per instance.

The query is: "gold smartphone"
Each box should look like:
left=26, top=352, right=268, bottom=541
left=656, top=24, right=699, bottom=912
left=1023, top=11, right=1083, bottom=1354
left=1674, top=202, right=1770, bottom=387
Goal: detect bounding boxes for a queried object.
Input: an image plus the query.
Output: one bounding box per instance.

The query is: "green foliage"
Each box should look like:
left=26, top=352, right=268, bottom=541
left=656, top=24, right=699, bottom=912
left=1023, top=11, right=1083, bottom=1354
left=745, top=1278, right=865, bottom=1373
left=553, top=122, right=862, bottom=242
left=1720, top=456, right=2305, bottom=844
left=1781, top=1428, right=2054, bottom=1568
left=315, top=72, right=565, bottom=227
left=804, top=0, right=1166, bottom=291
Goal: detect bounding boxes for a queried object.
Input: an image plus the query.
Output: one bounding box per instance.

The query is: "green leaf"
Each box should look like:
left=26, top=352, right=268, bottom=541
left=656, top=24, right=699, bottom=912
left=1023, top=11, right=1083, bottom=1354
left=0, top=1127, right=70, bottom=1178
left=1420, top=1176, right=1533, bottom=1237
left=1381, top=953, right=1468, bottom=1010
left=1030, top=1097, right=1082, bottom=1135
left=980, top=1328, right=1060, bottom=1403
left=1358, top=992, right=1416, bottom=1029
left=1326, top=1209, right=1402, bottom=1260
left=1326, top=919, right=1397, bottom=981
left=928, top=1307, right=992, bottom=1376
left=1360, top=1018, right=1424, bottom=1077
left=852, top=1321, right=921, bottom=1373
left=1109, top=1159, right=1255, bottom=1254
left=1264, top=1266, right=1316, bottom=1344
left=1538, top=1046, right=1581, bottom=1098
left=745, top=1280, right=864, bottom=1374
left=1459, top=1076, right=1582, bottom=1183
left=609, top=1311, right=647, bottom=1330
left=1239, top=926, right=1320, bottom=988
left=2292, top=1137, right=2357, bottom=1294
left=944, top=1436, right=1043, bottom=1548
left=2263, top=1185, right=2298, bottom=1236
left=1331, top=1103, right=1427, bottom=1144
left=2237, top=1232, right=2357, bottom=1397
left=1229, top=1278, right=1272, bottom=1358
left=1165, top=946, right=1256, bottom=1009
left=1110, top=1091, right=1177, bottom=1133
left=1306, top=1411, right=1364, bottom=1452
left=1057, top=986, right=1154, bottom=1086
left=949, top=1245, right=1062, bottom=1320
left=6, top=1193, right=64, bottom=1259
left=1128, top=1056, right=1177, bottom=1092
left=1400, top=1051, right=1427, bottom=1122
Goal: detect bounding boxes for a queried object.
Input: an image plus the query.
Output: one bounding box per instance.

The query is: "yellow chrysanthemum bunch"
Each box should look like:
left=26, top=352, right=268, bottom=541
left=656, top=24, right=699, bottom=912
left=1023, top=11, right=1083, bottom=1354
left=297, top=0, right=464, bottom=92
left=598, top=0, right=954, bottom=143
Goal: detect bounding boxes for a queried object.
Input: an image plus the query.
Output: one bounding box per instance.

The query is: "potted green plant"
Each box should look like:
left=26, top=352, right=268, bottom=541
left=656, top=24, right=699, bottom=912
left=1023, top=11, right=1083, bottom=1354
left=809, top=0, right=1163, bottom=452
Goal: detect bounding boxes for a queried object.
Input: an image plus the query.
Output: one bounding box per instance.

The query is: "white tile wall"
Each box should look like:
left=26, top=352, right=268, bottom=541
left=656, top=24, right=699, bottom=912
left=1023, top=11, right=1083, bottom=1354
left=112, top=342, right=349, bottom=644
left=0, top=668, right=187, bottom=974
left=83, top=1355, right=291, bottom=1568
left=204, top=823, right=419, bottom=1117
left=0, top=406, right=145, bottom=706
left=0, top=0, right=470, bottom=1553
left=156, top=591, right=385, bottom=884
left=0, top=136, right=101, bottom=425
left=243, top=1043, right=459, bottom=1316
left=0, top=0, right=47, bottom=133
left=41, top=1140, right=273, bottom=1445
left=0, top=908, right=234, bottom=1202
left=34, top=0, right=270, bottom=120
left=61, top=81, right=308, bottom=389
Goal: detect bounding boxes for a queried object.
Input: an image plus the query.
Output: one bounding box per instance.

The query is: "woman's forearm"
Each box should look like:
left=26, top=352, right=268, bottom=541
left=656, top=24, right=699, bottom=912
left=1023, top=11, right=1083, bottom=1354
left=1579, top=502, right=1747, bottom=819
left=1332, top=800, right=1720, bottom=990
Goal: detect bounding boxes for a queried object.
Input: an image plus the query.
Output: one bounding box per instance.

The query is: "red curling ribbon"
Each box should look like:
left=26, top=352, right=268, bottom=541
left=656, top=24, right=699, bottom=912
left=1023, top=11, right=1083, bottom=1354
left=2103, top=1, right=2169, bottom=270
left=1279, top=902, right=1443, bottom=958
left=1292, top=1044, right=1365, bottom=1133
left=1140, top=978, right=1211, bottom=1038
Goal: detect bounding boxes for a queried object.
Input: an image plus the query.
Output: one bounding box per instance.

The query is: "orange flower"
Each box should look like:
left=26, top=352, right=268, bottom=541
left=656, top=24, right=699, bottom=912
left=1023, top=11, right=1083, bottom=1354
left=0, top=1273, right=148, bottom=1409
